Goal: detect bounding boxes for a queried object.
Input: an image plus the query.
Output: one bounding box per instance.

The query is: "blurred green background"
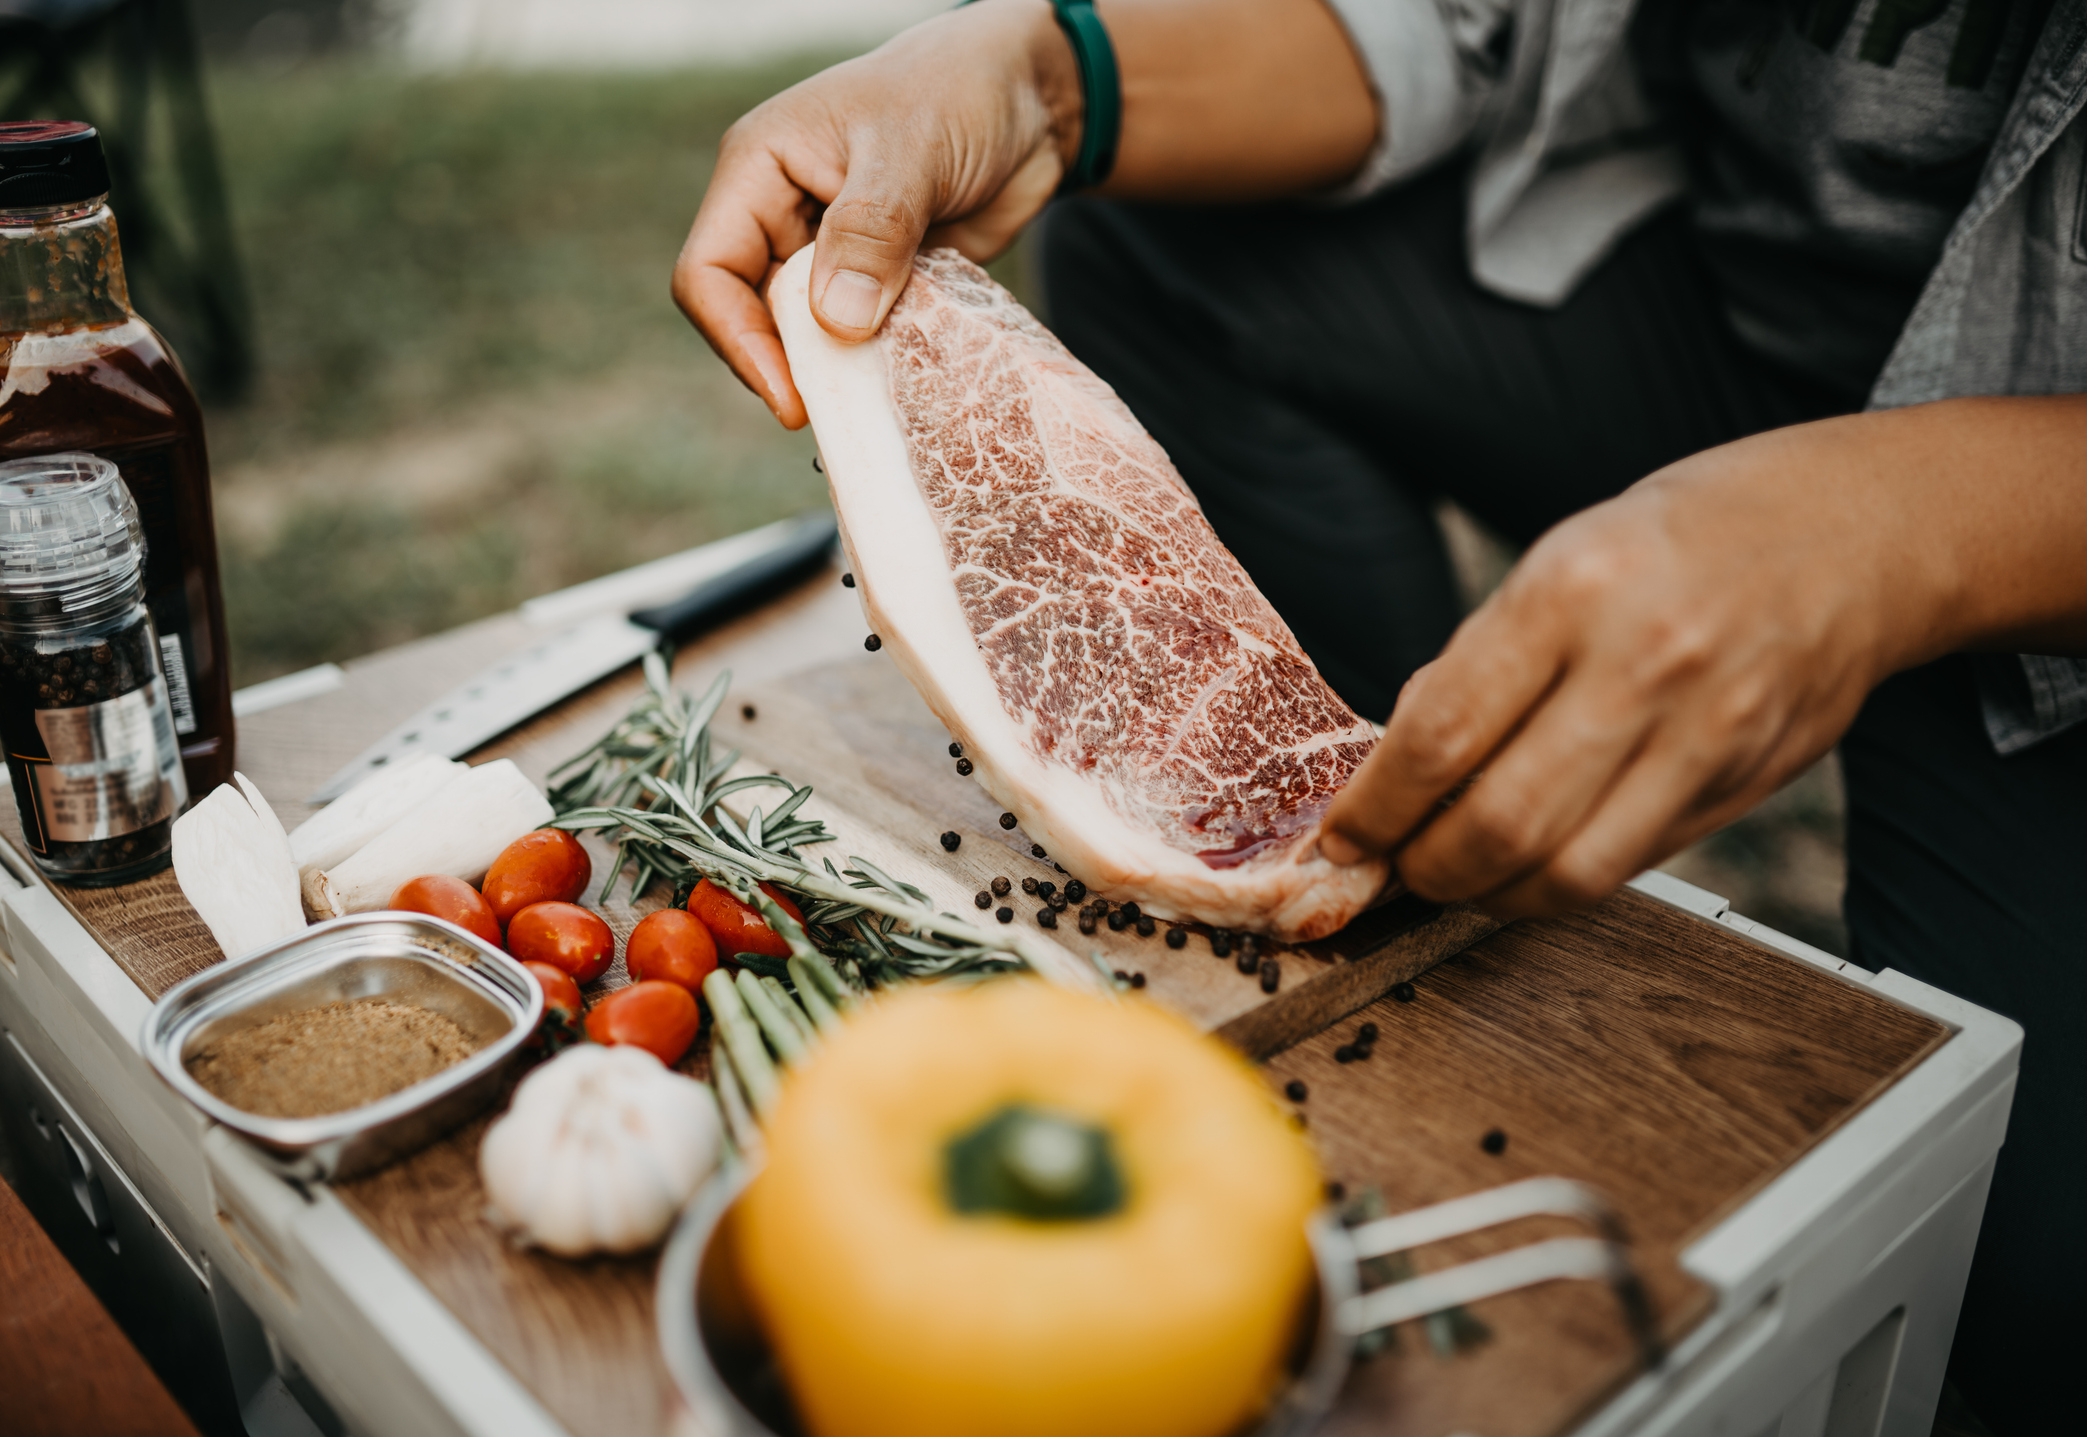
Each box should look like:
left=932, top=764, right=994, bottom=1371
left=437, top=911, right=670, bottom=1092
left=2, top=3, right=1848, bottom=955
left=204, top=57, right=834, bottom=681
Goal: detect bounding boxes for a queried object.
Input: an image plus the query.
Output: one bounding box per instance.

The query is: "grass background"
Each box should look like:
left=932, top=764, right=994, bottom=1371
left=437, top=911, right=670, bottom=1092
left=203, top=58, right=840, bottom=679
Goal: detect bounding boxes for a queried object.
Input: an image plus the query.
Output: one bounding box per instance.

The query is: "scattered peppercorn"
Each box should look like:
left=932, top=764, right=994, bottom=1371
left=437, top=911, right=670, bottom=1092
left=1130, top=972, right=1146, bottom=989
left=1037, top=881, right=1056, bottom=899
left=1120, top=901, right=1142, bottom=922
left=995, top=906, right=1014, bottom=924
left=1164, top=927, right=1187, bottom=949
left=814, top=456, right=825, bottom=473
left=1106, top=910, right=1128, bottom=932
left=841, top=571, right=853, bottom=586
left=1260, top=960, right=1281, bottom=993
left=939, top=830, right=962, bottom=852
left=1021, top=876, right=1038, bottom=895
left=1064, top=880, right=1086, bottom=903
left=1285, top=1080, right=1308, bottom=1102
left=974, top=890, right=992, bottom=909
left=1358, top=1022, right=1379, bottom=1043
left=1135, top=915, right=1156, bottom=938
left=948, top=740, right=963, bottom=757
left=1114, top=970, right=1129, bottom=982
left=1481, top=1129, right=1508, bottom=1156
left=1031, top=843, right=1048, bottom=858
left=1238, top=935, right=1260, bottom=959
left=864, top=634, right=882, bottom=651
left=1078, top=913, right=1098, bottom=935
left=1048, top=893, right=1068, bottom=912
left=955, top=758, right=974, bottom=776
left=991, top=876, right=1011, bottom=897
left=1325, top=1181, right=1346, bottom=1202
left=1236, top=950, right=1260, bottom=976
left=1211, top=931, right=1233, bottom=958
left=741, top=704, right=757, bottom=720
left=1037, top=908, right=1058, bottom=929
left=1335, top=1045, right=1357, bottom=1064
left=1392, top=982, right=1416, bottom=1003
left=999, top=812, right=1018, bottom=830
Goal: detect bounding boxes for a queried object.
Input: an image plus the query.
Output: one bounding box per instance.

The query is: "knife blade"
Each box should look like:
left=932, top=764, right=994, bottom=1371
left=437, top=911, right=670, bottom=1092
left=307, top=510, right=839, bottom=803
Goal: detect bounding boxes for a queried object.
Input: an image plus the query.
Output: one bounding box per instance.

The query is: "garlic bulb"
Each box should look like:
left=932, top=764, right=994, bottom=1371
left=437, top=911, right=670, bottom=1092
left=288, top=751, right=464, bottom=876
left=302, top=758, right=552, bottom=919
left=480, top=1044, right=722, bottom=1256
left=172, top=773, right=305, bottom=960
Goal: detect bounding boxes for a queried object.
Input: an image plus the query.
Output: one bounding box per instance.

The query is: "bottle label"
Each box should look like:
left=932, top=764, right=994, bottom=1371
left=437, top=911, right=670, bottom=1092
left=158, top=633, right=197, bottom=735
left=24, top=677, right=188, bottom=843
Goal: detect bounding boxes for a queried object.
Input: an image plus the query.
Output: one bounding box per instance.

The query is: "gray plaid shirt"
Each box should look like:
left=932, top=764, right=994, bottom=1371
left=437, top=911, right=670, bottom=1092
left=1329, top=0, right=2087, bottom=751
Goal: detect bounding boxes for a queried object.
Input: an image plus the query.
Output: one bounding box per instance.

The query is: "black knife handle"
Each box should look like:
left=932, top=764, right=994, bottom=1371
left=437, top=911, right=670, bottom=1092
left=629, top=511, right=840, bottom=640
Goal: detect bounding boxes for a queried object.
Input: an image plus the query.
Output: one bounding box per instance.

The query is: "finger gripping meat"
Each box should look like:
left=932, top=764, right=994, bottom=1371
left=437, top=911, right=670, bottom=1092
left=772, top=248, right=1390, bottom=939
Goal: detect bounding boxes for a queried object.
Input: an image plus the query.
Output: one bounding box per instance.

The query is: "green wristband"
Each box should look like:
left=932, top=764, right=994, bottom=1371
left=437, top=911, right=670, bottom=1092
left=960, top=0, right=1121, bottom=192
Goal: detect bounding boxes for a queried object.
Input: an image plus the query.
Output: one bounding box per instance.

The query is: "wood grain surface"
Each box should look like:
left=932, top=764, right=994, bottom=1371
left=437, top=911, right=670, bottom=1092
left=0, top=564, right=1953, bottom=1437
left=0, top=1169, right=204, bottom=1437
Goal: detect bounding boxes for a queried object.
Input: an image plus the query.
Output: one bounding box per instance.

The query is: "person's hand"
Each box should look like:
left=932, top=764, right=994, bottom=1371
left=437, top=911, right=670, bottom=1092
left=1317, top=408, right=2016, bottom=918
left=672, top=1, right=1079, bottom=429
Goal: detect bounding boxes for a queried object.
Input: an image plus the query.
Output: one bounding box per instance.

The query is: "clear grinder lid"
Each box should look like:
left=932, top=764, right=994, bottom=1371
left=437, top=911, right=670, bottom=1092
left=0, top=451, right=144, bottom=607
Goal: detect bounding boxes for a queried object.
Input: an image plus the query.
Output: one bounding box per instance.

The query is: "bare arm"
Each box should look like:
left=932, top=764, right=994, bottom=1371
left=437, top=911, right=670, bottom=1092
left=671, top=0, right=1375, bottom=427
left=1320, top=395, right=2087, bottom=918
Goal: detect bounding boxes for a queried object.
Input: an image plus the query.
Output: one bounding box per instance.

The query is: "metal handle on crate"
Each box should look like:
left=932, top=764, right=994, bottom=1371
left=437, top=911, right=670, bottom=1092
left=1337, top=1177, right=1663, bottom=1370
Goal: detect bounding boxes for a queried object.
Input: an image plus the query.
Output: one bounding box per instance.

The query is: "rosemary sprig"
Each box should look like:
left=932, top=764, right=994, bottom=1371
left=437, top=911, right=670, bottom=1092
left=547, top=653, right=1099, bottom=992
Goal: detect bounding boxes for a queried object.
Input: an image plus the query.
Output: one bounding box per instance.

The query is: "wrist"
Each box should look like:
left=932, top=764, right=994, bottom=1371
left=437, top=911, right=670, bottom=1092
left=1014, top=0, right=1087, bottom=181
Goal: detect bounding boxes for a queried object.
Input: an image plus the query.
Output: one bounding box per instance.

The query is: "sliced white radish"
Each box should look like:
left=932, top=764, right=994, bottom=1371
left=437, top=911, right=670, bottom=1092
left=302, top=758, right=552, bottom=919
left=288, top=752, right=465, bottom=876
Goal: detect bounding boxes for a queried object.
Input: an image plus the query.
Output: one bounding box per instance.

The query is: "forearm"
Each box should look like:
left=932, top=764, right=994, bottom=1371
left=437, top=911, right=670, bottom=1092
left=1691, top=396, right=2087, bottom=670
left=987, top=0, right=1378, bottom=200
left=1094, top=0, right=1377, bottom=198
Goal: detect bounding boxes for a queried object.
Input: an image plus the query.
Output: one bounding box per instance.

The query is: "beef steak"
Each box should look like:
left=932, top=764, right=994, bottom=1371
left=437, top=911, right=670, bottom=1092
left=773, top=247, right=1388, bottom=939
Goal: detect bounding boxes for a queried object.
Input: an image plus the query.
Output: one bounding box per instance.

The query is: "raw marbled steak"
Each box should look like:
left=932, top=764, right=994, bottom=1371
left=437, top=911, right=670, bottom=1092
left=773, top=248, right=1388, bottom=939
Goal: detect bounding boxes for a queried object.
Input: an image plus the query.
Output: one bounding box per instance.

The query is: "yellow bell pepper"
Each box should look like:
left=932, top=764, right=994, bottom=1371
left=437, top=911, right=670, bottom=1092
left=737, top=980, right=1321, bottom=1437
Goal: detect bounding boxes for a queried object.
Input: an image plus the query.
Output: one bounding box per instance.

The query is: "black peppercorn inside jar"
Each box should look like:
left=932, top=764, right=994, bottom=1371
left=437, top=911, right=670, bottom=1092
left=0, top=454, right=187, bottom=885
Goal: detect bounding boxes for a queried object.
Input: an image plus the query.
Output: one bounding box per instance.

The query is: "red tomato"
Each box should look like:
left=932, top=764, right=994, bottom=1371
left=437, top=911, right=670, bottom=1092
left=389, top=875, right=502, bottom=948
left=687, top=879, right=805, bottom=961
left=482, top=829, right=592, bottom=928
left=506, top=901, right=613, bottom=985
left=522, top=961, right=585, bottom=1052
left=585, top=981, right=701, bottom=1065
left=625, top=908, right=719, bottom=994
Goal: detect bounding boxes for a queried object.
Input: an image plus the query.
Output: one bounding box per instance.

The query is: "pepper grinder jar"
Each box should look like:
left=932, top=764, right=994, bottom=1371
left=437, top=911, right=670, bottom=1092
left=0, top=452, right=188, bottom=885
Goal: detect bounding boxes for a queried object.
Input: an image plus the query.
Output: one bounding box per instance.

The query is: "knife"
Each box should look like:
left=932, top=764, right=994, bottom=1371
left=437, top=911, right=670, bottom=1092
left=307, top=511, right=840, bottom=803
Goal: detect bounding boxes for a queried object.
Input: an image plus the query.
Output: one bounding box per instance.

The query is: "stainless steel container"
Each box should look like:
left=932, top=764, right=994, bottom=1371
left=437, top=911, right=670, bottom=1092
left=655, top=1168, right=1659, bottom=1437
left=141, top=912, right=543, bottom=1180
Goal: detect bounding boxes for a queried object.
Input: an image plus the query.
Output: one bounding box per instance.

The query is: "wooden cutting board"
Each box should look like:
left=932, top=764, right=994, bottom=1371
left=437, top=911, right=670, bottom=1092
left=1, top=567, right=1948, bottom=1437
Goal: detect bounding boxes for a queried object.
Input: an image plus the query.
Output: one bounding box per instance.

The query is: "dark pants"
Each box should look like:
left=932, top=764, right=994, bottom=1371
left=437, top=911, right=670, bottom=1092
left=1041, top=162, right=2083, bottom=1433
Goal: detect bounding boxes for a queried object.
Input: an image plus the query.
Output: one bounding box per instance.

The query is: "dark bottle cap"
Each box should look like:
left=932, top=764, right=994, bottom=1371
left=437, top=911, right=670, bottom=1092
left=0, top=121, right=111, bottom=209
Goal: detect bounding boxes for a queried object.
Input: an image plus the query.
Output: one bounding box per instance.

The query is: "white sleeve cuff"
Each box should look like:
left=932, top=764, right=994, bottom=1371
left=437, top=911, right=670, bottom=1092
left=1321, top=0, right=1485, bottom=198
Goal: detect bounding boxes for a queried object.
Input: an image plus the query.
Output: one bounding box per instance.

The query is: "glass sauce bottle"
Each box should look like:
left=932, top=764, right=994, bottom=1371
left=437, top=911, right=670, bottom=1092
left=0, top=120, right=234, bottom=797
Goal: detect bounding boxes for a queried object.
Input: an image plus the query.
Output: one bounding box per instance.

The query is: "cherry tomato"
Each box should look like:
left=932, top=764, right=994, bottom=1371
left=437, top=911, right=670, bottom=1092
left=389, top=874, right=502, bottom=948
left=687, top=879, right=805, bottom=962
left=482, top=829, right=592, bottom=928
left=522, top=961, right=585, bottom=1052
left=506, top=901, right=613, bottom=985
left=585, top=981, right=701, bottom=1065
left=625, top=908, right=719, bottom=994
